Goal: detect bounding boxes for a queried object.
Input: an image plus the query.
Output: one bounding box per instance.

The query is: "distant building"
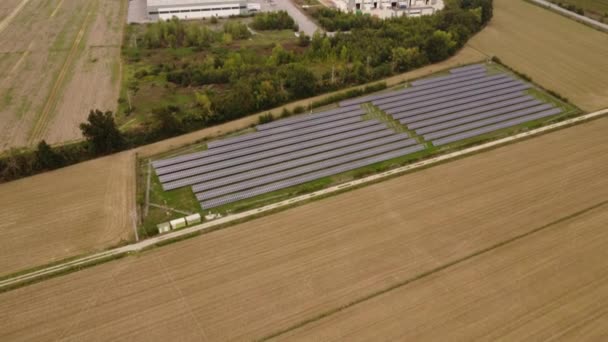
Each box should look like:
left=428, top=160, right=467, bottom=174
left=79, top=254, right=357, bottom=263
left=337, top=0, right=443, bottom=17
left=146, top=0, right=248, bottom=21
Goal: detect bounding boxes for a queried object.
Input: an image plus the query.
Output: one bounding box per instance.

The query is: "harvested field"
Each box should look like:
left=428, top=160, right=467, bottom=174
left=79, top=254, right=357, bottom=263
left=467, top=0, right=608, bottom=112
left=1, top=117, right=607, bottom=341
left=277, top=204, right=608, bottom=341
left=0, top=151, right=135, bottom=277
left=0, top=0, right=125, bottom=150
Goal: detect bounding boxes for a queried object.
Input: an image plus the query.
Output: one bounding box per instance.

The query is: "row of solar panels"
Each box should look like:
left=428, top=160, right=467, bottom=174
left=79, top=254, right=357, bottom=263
left=340, top=64, right=486, bottom=107
left=335, top=65, right=562, bottom=147
left=153, top=105, right=427, bottom=208
left=153, top=63, right=562, bottom=210
left=200, top=146, right=425, bottom=209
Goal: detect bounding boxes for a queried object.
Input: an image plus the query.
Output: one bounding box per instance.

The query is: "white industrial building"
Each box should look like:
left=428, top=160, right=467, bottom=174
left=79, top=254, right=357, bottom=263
left=146, top=0, right=249, bottom=21
left=335, top=0, right=443, bottom=17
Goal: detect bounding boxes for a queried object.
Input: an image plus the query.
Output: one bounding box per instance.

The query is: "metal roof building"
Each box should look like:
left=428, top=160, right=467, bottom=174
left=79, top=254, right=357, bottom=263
left=147, top=0, right=248, bottom=21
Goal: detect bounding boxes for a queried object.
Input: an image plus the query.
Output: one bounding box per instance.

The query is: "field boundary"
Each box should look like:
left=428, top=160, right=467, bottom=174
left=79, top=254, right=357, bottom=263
left=526, top=0, right=608, bottom=32
left=0, top=108, right=606, bottom=292
left=259, top=199, right=608, bottom=340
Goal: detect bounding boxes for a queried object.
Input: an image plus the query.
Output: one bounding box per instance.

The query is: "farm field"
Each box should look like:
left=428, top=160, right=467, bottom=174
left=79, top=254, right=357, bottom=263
left=276, top=204, right=608, bottom=341
left=0, top=0, right=125, bottom=151
left=549, top=0, right=608, bottom=21
left=467, top=0, right=608, bottom=112
left=0, top=151, right=135, bottom=277
left=1, top=117, right=607, bottom=341
left=0, top=49, right=483, bottom=277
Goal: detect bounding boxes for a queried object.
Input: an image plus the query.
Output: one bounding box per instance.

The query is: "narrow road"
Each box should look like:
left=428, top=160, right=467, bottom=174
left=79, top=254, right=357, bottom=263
left=529, top=0, right=608, bottom=31
left=1, top=108, right=607, bottom=291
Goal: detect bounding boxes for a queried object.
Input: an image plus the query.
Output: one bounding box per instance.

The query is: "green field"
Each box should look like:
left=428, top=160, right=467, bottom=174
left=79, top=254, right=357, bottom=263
left=135, top=61, right=581, bottom=236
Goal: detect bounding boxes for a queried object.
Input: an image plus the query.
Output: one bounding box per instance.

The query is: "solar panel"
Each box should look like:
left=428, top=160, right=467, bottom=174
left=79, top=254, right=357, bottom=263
left=195, top=141, right=414, bottom=200
left=410, top=67, right=486, bottom=87
left=405, top=96, right=536, bottom=128
left=159, top=130, right=396, bottom=182
left=432, top=108, right=562, bottom=146
left=255, top=109, right=365, bottom=136
left=199, top=118, right=376, bottom=156
left=422, top=104, right=555, bottom=140
left=161, top=132, right=410, bottom=190
left=377, top=77, right=519, bottom=111
left=208, top=115, right=363, bottom=150
left=155, top=122, right=387, bottom=176
left=200, top=145, right=426, bottom=209
left=338, top=69, right=487, bottom=107
left=188, top=136, right=415, bottom=193
left=449, top=64, right=485, bottom=74
left=414, top=100, right=546, bottom=135
left=389, top=85, right=530, bottom=120
left=257, top=104, right=362, bottom=131
left=374, top=74, right=510, bottom=107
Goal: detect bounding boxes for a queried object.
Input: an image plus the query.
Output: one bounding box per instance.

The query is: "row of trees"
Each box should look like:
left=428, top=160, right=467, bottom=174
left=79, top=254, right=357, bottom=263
left=140, top=17, right=250, bottom=49
left=0, top=110, right=126, bottom=182
left=251, top=11, right=296, bottom=30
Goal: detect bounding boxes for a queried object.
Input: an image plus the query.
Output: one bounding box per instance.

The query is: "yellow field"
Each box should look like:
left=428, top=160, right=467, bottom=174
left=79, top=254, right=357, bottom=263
left=468, top=0, right=608, bottom=112
left=0, top=151, right=135, bottom=277
left=1, top=117, right=607, bottom=340
left=278, top=204, right=608, bottom=341
left=0, top=0, right=125, bottom=150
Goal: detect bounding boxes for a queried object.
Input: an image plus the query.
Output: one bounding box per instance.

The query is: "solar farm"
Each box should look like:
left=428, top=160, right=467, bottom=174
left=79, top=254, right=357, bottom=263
left=152, top=63, right=567, bottom=211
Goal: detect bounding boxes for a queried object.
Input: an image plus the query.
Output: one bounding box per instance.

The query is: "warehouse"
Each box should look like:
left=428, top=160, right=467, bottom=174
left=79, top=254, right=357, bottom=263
left=147, top=0, right=248, bottom=21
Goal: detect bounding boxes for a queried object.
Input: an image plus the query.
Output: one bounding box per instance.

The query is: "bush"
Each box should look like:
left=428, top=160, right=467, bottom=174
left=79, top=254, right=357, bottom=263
left=258, top=112, right=274, bottom=124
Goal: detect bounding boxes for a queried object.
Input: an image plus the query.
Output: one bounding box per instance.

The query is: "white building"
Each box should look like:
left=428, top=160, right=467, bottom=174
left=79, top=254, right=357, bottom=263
left=146, top=0, right=249, bottom=21
left=337, top=0, right=443, bottom=17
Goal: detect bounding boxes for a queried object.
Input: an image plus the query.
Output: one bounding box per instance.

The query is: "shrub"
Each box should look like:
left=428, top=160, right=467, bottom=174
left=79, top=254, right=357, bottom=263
left=258, top=112, right=274, bottom=124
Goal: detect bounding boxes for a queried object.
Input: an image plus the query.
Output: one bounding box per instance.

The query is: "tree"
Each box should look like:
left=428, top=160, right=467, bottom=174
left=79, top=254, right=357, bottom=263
left=281, top=64, right=317, bottom=98
left=153, top=105, right=184, bottom=136
left=425, top=30, right=457, bottom=63
left=194, top=92, right=213, bottom=115
left=35, top=140, right=63, bottom=170
left=298, top=32, right=310, bottom=47
left=79, top=109, right=125, bottom=155
left=391, top=47, right=424, bottom=72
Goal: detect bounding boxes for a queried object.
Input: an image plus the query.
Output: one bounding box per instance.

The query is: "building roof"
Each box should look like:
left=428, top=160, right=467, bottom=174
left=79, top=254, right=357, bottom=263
left=147, top=0, right=244, bottom=6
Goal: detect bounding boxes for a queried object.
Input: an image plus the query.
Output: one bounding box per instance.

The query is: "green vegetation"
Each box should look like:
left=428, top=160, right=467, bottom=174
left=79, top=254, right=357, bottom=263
left=119, top=1, right=490, bottom=137
left=251, top=11, right=297, bottom=31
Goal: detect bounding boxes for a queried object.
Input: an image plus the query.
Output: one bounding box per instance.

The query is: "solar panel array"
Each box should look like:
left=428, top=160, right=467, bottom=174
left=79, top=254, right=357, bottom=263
left=338, top=64, right=562, bottom=147
left=154, top=106, right=424, bottom=209
left=154, top=63, right=563, bottom=210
